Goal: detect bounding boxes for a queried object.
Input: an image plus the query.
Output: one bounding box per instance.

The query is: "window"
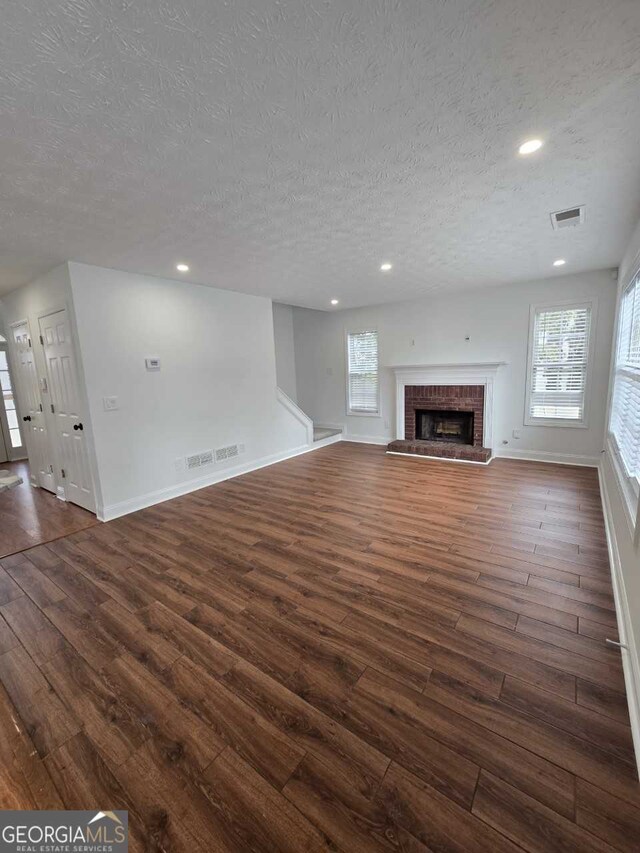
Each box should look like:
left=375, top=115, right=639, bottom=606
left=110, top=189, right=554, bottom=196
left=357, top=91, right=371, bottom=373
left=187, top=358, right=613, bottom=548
left=347, top=330, right=379, bottom=415
left=0, top=346, right=23, bottom=450
left=610, top=274, right=640, bottom=487
left=525, top=302, right=593, bottom=426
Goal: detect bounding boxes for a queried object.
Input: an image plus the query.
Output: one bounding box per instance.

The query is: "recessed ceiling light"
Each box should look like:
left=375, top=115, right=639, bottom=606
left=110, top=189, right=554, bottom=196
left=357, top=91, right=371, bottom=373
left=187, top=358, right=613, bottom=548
left=553, top=259, right=566, bottom=267
left=176, top=263, right=189, bottom=272
left=331, top=299, right=339, bottom=305
left=518, top=139, right=543, bottom=155
left=380, top=263, right=392, bottom=272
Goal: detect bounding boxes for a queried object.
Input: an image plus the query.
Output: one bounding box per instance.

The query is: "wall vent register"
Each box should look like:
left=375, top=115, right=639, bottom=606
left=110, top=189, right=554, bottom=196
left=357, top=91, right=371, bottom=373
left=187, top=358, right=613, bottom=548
left=186, top=450, right=213, bottom=469
left=183, top=444, right=242, bottom=471
left=215, top=444, right=239, bottom=462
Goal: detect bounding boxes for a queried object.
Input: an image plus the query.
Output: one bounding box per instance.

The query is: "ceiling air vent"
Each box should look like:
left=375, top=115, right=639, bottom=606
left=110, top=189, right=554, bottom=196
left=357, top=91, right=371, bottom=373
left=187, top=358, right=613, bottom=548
left=550, top=206, right=585, bottom=230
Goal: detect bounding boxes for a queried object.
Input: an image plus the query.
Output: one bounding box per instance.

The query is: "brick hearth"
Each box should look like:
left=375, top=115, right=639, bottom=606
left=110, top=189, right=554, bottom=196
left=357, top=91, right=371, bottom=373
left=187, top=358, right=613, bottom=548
left=388, top=383, right=492, bottom=462
left=387, top=439, right=492, bottom=463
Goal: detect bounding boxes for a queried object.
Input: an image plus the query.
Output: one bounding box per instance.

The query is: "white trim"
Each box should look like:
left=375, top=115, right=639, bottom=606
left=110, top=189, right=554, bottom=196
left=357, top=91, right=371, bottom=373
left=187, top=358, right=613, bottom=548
left=391, top=362, right=505, bottom=449
left=524, top=299, right=597, bottom=429
left=98, top=440, right=334, bottom=521
left=605, top=436, right=639, bottom=541
left=312, top=432, right=343, bottom=449
left=388, top=362, right=506, bottom=371
left=343, top=433, right=390, bottom=446
left=604, top=266, right=640, bottom=546
left=6, top=316, right=59, bottom=487
left=598, top=461, right=640, bottom=777
left=608, top=274, right=640, bottom=493
left=386, top=450, right=491, bottom=466
left=493, top=447, right=600, bottom=467
left=277, top=387, right=313, bottom=445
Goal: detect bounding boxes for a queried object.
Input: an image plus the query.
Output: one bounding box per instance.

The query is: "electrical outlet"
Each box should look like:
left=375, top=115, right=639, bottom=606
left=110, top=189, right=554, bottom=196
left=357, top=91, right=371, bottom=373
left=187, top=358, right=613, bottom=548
left=512, top=429, right=521, bottom=439
left=103, top=396, right=118, bottom=411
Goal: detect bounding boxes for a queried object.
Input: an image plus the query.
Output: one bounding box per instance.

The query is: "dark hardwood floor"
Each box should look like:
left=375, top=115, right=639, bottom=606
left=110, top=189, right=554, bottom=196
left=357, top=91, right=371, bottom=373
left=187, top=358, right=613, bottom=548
left=0, top=460, right=98, bottom=557
left=0, top=442, right=638, bottom=851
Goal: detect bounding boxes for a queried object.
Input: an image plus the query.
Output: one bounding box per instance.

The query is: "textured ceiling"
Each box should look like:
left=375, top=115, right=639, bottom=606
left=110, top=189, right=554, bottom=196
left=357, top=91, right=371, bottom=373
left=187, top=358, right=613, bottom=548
left=1, top=0, right=640, bottom=308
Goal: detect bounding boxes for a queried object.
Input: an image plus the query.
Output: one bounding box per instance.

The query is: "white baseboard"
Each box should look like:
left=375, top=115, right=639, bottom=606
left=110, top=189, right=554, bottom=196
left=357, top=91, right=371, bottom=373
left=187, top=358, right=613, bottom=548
left=312, top=433, right=343, bottom=449
left=598, top=463, right=640, bottom=777
left=493, top=447, right=600, bottom=467
left=98, top=441, right=325, bottom=521
left=342, top=433, right=390, bottom=446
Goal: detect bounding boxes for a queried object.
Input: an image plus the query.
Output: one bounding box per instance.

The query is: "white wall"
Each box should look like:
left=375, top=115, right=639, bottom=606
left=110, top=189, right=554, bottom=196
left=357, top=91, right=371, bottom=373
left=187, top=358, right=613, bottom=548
left=600, top=219, right=640, bottom=769
left=67, top=263, right=309, bottom=518
left=272, top=302, right=298, bottom=403
left=293, top=270, right=616, bottom=463
left=0, top=263, right=72, bottom=328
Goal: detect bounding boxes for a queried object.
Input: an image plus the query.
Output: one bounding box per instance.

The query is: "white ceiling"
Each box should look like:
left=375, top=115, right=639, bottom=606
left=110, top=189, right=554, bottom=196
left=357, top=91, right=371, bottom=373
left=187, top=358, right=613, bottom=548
left=1, top=0, right=640, bottom=309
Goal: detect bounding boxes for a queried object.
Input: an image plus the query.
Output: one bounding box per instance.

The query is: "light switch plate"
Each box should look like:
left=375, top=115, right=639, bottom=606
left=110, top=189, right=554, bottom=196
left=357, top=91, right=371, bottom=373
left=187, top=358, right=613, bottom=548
left=103, top=396, right=118, bottom=411
left=145, top=357, right=161, bottom=371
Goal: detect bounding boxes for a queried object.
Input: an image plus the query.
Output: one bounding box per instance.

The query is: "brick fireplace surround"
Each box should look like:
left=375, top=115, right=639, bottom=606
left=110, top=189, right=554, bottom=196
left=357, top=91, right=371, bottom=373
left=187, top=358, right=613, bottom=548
left=388, top=383, right=492, bottom=462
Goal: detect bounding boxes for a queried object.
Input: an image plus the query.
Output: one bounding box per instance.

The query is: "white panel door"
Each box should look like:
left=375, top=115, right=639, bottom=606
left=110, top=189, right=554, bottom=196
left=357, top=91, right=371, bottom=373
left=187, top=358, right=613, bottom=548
left=39, top=309, right=95, bottom=512
left=10, top=322, right=56, bottom=491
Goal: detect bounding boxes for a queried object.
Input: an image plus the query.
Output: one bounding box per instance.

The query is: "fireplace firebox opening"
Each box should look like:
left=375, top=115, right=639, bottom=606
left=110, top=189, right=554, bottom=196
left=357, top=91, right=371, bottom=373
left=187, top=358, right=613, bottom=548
left=415, top=409, right=474, bottom=445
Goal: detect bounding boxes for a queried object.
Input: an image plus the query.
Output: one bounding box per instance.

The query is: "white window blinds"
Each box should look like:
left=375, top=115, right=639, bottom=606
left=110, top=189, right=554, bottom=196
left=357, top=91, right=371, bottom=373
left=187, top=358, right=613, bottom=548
left=610, top=275, right=640, bottom=481
left=347, top=331, right=379, bottom=414
left=527, top=304, right=592, bottom=422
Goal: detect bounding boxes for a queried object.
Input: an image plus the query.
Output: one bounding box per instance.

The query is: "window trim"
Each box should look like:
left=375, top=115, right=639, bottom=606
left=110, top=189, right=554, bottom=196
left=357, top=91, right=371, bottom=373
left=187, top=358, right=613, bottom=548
left=607, top=267, right=640, bottom=536
left=607, top=435, right=640, bottom=541
left=523, top=299, right=597, bottom=429
left=345, top=328, right=381, bottom=418
left=609, top=366, right=640, bottom=485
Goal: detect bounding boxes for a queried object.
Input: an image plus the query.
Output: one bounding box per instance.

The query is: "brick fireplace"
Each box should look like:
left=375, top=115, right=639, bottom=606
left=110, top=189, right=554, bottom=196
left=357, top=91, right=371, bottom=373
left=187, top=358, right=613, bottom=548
left=388, top=363, right=504, bottom=463
left=404, top=385, right=484, bottom=445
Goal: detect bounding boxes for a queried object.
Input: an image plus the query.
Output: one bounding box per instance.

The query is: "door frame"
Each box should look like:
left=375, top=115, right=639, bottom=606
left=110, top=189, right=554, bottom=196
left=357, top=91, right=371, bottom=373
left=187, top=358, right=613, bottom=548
left=35, top=300, right=100, bottom=513
left=0, top=334, right=26, bottom=462
left=8, top=315, right=58, bottom=488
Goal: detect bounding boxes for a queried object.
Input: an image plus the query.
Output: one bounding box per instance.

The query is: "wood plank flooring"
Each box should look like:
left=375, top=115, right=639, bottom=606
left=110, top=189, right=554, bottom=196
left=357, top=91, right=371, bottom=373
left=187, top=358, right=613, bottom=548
left=0, top=442, right=637, bottom=851
left=0, top=460, right=98, bottom=557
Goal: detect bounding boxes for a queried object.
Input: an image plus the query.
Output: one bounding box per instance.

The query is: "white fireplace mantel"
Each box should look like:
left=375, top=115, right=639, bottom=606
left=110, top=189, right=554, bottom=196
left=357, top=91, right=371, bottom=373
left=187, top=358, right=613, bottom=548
left=390, top=362, right=506, bottom=448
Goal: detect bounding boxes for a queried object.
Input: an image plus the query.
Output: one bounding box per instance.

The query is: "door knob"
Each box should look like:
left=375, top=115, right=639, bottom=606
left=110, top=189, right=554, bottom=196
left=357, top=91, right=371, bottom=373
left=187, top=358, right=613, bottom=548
left=73, top=423, right=84, bottom=431
left=22, top=415, right=31, bottom=422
